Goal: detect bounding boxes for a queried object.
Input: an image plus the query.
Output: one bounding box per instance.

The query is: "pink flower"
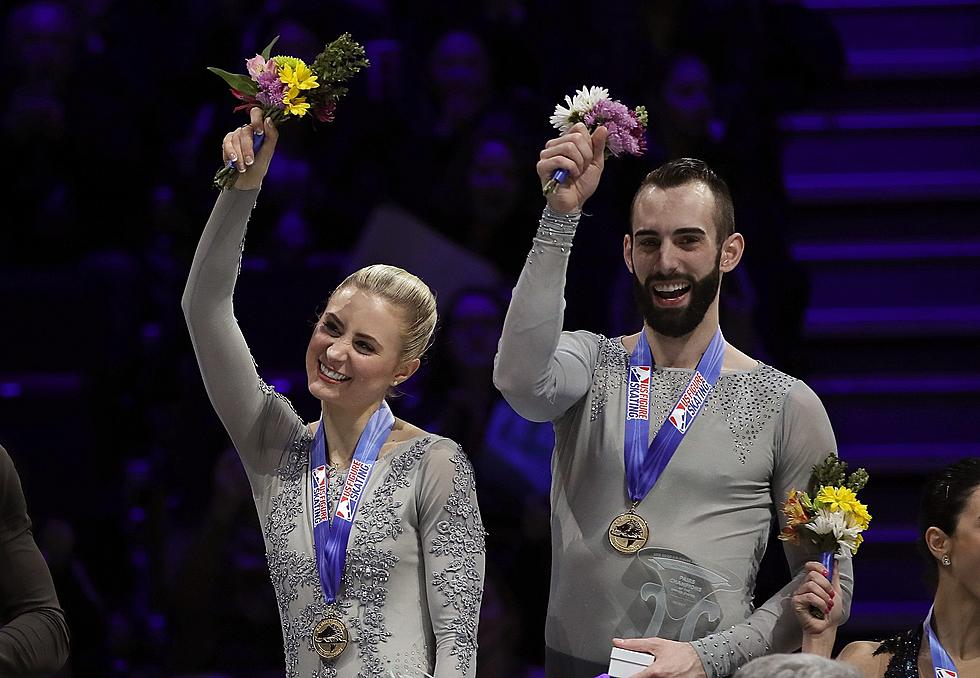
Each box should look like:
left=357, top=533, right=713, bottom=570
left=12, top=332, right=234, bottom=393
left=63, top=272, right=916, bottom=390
left=246, top=54, right=272, bottom=79
left=585, top=99, right=646, bottom=157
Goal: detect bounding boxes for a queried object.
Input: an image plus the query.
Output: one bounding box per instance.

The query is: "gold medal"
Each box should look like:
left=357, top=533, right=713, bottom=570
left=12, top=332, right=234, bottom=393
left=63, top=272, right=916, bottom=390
left=608, top=510, right=649, bottom=554
left=312, top=617, right=349, bottom=660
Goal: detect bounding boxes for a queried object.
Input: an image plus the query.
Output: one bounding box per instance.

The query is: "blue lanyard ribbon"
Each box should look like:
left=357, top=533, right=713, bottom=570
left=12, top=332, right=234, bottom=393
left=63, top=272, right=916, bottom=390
left=310, top=402, right=395, bottom=604
left=624, top=328, right=725, bottom=503
left=924, top=605, right=959, bottom=678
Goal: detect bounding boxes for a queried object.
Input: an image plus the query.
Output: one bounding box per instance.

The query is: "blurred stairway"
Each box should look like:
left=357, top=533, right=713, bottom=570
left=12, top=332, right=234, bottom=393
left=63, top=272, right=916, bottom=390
left=780, top=0, right=980, bottom=640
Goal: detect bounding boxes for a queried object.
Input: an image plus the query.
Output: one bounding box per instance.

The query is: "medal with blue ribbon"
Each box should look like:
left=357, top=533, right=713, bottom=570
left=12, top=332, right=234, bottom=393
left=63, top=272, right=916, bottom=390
left=924, top=605, right=960, bottom=678
left=610, top=328, right=725, bottom=554
left=310, top=401, right=395, bottom=659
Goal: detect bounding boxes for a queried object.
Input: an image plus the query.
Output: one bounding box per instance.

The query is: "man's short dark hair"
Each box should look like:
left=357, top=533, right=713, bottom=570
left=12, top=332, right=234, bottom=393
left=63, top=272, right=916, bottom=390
left=630, top=158, right=735, bottom=246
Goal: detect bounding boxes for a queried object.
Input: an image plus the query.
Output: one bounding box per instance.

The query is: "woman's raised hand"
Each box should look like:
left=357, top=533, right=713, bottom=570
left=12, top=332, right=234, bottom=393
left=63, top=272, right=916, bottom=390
left=221, top=107, right=279, bottom=191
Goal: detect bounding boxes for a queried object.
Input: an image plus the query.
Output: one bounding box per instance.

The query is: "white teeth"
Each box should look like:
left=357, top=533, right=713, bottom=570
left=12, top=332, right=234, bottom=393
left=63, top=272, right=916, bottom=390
left=653, top=282, right=689, bottom=292
left=319, top=362, right=350, bottom=381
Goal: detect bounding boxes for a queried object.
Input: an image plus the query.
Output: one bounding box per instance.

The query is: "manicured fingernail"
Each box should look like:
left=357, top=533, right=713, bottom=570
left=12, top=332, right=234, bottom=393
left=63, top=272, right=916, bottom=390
left=245, top=156, right=254, bottom=166
left=239, top=165, right=246, bottom=173
left=824, top=569, right=830, bottom=577
left=829, top=600, right=834, bottom=608
left=830, top=591, right=836, bottom=599
left=230, top=154, right=238, bottom=162
left=255, top=127, right=264, bottom=135
left=265, top=117, right=273, bottom=126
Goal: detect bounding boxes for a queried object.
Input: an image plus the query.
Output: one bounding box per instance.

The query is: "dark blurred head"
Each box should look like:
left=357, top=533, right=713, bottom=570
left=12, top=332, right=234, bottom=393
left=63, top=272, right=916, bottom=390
left=445, top=288, right=506, bottom=370
left=260, top=18, right=318, bottom=59
left=467, top=137, right=520, bottom=224
left=661, top=53, right=714, bottom=137
left=429, top=30, right=490, bottom=101
left=6, top=0, right=75, bottom=76
left=631, top=157, right=734, bottom=247
left=918, top=457, right=980, bottom=589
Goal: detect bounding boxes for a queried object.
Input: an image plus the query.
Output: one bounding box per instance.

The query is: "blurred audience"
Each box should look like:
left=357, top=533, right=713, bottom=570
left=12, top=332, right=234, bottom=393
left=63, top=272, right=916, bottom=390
left=1, top=1, right=843, bottom=672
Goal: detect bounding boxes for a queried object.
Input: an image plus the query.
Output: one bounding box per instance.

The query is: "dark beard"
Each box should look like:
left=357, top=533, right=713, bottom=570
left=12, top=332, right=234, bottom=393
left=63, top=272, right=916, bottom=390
left=631, top=257, right=721, bottom=338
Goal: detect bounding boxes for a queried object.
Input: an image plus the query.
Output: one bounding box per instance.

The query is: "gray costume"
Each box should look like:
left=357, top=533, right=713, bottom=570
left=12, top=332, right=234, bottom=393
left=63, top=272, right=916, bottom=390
left=183, top=190, right=485, bottom=677
left=493, top=208, right=853, bottom=677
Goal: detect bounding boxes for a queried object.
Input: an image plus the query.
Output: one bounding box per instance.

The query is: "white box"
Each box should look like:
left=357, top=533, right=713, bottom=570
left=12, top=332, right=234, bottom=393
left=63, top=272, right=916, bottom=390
left=608, top=647, right=655, bottom=677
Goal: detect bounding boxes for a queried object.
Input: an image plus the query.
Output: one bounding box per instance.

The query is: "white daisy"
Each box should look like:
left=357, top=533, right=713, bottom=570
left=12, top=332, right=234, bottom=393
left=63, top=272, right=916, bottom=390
left=805, top=508, right=863, bottom=554
left=550, top=85, right=610, bottom=132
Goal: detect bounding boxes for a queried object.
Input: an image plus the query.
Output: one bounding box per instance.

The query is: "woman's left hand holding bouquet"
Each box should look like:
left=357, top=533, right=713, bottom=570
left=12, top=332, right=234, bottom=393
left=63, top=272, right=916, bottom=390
left=221, top=107, right=279, bottom=191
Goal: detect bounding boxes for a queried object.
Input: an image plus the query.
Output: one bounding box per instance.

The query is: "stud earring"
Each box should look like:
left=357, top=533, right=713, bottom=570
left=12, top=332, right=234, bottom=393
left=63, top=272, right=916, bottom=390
left=942, top=554, right=951, bottom=566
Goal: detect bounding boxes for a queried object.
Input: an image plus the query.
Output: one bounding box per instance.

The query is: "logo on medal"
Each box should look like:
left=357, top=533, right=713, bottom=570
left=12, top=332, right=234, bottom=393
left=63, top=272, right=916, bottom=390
left=312, top=617, right=349, bottom=659
left=668, top=403, right=688, bottom=432
left=336, top=459, right=372, bottom=522
left=936, top=670, right=958, bottom=678
left=312, top=465, right=329, bottom=526
left=627, top=366, right=652, bottom=421
left=609, top=512, right=650, bottom=554
left=668, top=372, right=712, bottom=433
left=336, top=498, right=352, bottom=521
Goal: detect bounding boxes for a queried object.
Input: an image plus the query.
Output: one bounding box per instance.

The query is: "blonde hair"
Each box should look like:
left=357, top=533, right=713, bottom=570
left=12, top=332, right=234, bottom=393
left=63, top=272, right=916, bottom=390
left=334, top=264, right=438, bottom=363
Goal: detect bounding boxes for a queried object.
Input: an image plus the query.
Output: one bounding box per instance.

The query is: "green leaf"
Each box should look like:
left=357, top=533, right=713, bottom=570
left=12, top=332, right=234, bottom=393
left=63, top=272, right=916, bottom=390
left=207, top=67, right=258, bottom=95
left=260, top=35, right=280, bottom=61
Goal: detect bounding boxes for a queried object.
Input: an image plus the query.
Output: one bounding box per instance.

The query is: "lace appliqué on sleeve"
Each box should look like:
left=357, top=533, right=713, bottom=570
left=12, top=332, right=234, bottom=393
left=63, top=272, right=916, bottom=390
left=429, top=446, right=486, bottom=673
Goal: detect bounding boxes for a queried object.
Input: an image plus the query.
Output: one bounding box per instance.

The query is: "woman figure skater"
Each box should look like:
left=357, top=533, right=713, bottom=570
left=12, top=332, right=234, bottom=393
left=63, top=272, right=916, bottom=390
left=182, top=108, right=486, bottom=677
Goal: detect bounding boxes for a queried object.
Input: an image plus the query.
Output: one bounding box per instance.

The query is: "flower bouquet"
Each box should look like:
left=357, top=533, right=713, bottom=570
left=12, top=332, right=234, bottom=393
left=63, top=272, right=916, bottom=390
left=544, top=85, right=648, bottom=195
left=208, top=33, right=369, bottom=189
left=779, top=453, right=871, bottom=618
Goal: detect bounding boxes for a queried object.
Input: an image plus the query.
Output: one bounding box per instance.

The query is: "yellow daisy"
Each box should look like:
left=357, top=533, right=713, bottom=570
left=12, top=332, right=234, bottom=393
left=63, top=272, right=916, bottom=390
left=847, top=501, right=872, bottom=530
left=278, top=59, right=319, bottom=91
left=815, top=485, right=861, bottom=514
left=283, top=94, right=310, bottom=117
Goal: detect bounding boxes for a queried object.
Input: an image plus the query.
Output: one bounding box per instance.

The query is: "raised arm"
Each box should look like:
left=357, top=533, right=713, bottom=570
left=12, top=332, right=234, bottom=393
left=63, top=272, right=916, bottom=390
left=418, top=440, right=487, bottom=678
left=181, top=111, right=302, bottom=477
left=492, top=123, right=610, bottom=422
left=0, top=446, right=70, bottom=674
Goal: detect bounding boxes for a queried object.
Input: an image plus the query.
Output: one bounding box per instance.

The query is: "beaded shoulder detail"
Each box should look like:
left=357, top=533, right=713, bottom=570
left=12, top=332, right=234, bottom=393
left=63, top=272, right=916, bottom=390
left=874, top=626, right=922, bottom=678
left=590, top=334, right=629, bottom=421
left=706, top=364, right=797, bottom=464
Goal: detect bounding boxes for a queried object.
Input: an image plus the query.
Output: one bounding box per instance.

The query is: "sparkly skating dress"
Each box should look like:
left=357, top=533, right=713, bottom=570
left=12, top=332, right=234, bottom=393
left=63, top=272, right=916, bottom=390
left=184, top=189, right=486, bottom=677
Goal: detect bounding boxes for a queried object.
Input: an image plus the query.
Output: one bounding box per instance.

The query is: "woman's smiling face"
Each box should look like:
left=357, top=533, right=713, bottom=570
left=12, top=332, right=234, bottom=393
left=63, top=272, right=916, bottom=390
left=305, top=287, right=413, bottom=413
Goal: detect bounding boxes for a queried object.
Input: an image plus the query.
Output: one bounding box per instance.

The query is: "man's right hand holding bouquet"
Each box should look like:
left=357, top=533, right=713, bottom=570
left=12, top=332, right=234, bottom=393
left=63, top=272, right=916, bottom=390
left=536, top=121, right=608, bottom=214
